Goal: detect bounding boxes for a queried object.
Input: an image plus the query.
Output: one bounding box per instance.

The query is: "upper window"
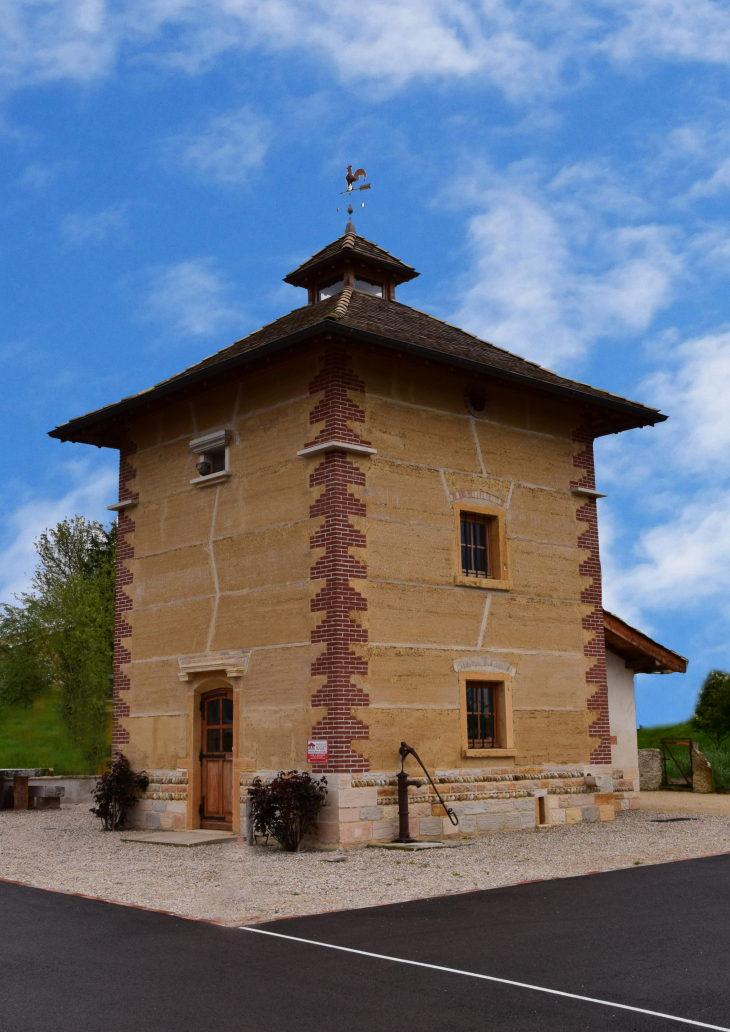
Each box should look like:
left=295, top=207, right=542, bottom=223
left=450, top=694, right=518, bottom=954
left=466, top=681, right=497, bottom=749
left=318, top=277, right=344, bottom=301
left=354, top=276, right=383, bottom=297
left=460, top=511, right=493, bottom=579
left=189, top=429, right=232, bottom=486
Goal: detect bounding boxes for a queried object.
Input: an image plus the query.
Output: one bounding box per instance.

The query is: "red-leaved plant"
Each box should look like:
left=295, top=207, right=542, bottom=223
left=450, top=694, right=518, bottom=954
left=248, top=770, right=327, bottom=851
left=91, top=753, right=149, bottom=830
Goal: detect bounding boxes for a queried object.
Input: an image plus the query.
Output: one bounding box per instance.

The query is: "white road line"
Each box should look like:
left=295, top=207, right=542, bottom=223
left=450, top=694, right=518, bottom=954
left=241, top=926, right=730, bottom=1032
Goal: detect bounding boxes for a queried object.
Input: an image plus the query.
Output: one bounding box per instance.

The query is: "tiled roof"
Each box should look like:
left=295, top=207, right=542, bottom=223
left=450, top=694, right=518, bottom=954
left=284, top=232, right=418, bottom=284
left=49, top=288, right=665, bottom=443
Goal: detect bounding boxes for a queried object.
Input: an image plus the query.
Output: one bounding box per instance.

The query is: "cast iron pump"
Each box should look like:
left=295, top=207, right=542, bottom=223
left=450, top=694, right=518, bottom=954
left=394, top=741, right=459, bottom=843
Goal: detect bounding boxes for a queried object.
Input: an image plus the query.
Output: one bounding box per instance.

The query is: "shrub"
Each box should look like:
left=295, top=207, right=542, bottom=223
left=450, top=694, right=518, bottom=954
left=91, top=753, right=149, bottom=830
left=248, top=770, right=327, bottom=852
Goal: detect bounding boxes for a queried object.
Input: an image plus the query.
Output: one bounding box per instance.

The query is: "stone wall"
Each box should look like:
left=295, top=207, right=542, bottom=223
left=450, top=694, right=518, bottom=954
left=638, top=748, right=662, bottom=791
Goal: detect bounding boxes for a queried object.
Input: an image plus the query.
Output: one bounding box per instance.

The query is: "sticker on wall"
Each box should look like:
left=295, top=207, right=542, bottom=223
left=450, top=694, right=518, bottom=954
left=307, top=739, right=329, bottom=764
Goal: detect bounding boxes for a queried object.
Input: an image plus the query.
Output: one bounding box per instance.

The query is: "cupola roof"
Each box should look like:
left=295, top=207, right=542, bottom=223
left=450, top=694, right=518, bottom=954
left=284, top=226, right=418, bottom=290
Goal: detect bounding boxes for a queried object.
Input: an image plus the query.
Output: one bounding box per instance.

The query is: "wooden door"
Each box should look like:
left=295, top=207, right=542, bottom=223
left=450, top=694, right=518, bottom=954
left=200, top=689, right=233, bottom=830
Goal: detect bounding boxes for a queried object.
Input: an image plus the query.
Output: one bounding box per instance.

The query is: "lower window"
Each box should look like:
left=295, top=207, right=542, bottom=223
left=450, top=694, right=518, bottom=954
left=466, top=680, right=497, bottom=749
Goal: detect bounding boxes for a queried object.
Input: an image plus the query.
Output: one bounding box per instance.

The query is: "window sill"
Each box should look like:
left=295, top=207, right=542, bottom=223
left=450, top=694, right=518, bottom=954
left=189, top=471, right=232, bottom=488
left=462, top=748, right=517, bottom=758
left=454, top=574, right=511, bottom=591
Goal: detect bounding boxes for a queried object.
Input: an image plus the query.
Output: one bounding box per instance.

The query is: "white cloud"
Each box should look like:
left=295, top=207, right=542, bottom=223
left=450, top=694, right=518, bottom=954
left=600, top=0, right=730, bottom=66
left=605, top=490, right=730, bottom=621
left=600, top=324, right=730, bottom=624
left=143, top=257, right=242, bottom=337
left=0, top=462, right=117, bottom=604
left=0, top=0, right=557, bottom=99
left=687, top=158, right=730, bottom=199
left=5, top=0, right=730, bottom=102
left=14, top=160, right=67, bottom=190
left=165, top=107, right=270, bottom=185
left=60, top=203, right=128, bottom=244
left=451, top=173, right=683, bottom=365
left=643, top=328, right=730, bottom=471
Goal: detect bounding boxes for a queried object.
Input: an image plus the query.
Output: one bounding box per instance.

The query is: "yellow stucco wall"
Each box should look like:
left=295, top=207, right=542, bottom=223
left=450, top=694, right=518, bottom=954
left=119, top=342, right=598, bottom=781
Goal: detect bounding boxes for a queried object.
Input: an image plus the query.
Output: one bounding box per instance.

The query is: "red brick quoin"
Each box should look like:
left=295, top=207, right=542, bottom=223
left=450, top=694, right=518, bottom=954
left=307, top=347, right=371, bottom=774
left=572, top=417, right=611, bottom=765
left=112, top=439, right=137, bottom=756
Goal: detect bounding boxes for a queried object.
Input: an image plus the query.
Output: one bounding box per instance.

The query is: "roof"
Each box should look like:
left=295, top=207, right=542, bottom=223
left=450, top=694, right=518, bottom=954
left=603, top=610, right=687, bottom=675
left=49, top=286, right=667, bottom=447
left=284, top=230, right=418, bottom=287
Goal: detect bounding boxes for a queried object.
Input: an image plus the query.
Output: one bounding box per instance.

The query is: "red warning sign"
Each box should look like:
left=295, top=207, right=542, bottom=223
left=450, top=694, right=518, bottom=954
left=307, top=739, right=328, bottom=764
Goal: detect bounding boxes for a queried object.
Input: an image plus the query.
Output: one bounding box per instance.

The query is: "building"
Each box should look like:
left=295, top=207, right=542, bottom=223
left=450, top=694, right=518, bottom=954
left=50, top=220, right=686, bottom=844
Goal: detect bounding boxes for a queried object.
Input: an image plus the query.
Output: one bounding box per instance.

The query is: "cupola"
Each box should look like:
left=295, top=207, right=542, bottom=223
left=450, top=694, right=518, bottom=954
left=284, top=218, right=419, bottom=305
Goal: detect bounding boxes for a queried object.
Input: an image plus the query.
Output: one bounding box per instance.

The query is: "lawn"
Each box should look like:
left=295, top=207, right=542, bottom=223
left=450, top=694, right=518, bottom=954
left=0, top=694, right=108, bottom=774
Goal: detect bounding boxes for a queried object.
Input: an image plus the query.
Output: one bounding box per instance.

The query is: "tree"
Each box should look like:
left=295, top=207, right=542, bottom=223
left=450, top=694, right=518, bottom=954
left=693, top=670, right=730, bottom=749
left=0, top=517, right=116, bottom=768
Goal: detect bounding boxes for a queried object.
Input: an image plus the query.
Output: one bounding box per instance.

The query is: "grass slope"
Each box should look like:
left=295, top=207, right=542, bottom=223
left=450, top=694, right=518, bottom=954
left=0, top=694, right=108, bottom=774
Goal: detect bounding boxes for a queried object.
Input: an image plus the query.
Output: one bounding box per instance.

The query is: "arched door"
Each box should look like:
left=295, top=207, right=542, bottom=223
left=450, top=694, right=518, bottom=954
left=200, top=688, right=233, bottom=830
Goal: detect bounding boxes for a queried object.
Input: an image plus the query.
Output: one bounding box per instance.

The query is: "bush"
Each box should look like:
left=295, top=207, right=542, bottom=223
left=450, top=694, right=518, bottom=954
left=248, top=770, right=327, bottom=852
left=91, top=753, right=149, bottom=830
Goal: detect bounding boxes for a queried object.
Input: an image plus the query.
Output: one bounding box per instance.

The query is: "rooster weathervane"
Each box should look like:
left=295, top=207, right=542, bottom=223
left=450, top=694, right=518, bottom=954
left=337, top=165, right=371, bottom=215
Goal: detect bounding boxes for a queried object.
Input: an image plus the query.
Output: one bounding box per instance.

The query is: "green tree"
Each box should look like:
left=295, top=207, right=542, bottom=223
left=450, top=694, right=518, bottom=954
left=693, top=669, right=730, bottom=750
left=0, top=517, right=116, bottom=768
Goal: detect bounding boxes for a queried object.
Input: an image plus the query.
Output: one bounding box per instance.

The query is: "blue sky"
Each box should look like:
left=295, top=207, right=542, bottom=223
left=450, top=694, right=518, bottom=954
left=2, top=1, right=730, bottom=726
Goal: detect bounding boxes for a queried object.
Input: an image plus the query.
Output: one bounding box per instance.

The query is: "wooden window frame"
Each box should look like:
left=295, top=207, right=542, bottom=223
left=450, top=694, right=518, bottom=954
left=459, top=672, right=515, bottom=758
left=453, top=502, right=510, bottom=591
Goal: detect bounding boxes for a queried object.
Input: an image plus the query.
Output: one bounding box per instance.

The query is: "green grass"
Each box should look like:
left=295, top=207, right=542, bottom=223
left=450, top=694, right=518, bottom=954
left=0, top=693, right=109, bottom=774
left=637, top=722, right=730, bottom=791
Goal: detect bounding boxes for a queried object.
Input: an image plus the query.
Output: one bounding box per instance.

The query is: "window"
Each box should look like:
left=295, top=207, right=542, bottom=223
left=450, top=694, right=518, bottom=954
left=460, top=511, right=492, bottom=578
left=318, top=276, right=344, bottom=301
left=197, top=449, right=226, bottom=477
left=354, top=276, right=383, bottom=297
left=453, top=503, right=510, bottom=591
left=190, top=429, right=232, bottom=486
left=466, top=681, right=497, bottom=749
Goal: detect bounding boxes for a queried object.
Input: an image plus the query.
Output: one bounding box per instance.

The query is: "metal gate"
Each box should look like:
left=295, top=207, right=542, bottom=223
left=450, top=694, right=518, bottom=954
left=660, top=737, right=693, bottom=789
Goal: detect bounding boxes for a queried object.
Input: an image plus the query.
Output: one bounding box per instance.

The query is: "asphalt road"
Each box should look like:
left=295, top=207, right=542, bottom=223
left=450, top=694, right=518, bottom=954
left=1, top=853, right=729, bottom=1032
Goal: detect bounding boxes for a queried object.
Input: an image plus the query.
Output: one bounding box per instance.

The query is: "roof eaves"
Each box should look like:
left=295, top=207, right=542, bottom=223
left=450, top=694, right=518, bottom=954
left=49, top=300, right=666, bottom=444
left=331, top=321, right=666, bottom=432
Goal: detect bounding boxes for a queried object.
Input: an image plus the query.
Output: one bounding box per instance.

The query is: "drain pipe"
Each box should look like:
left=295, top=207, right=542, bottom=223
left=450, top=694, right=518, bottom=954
left=394, top=741, right=459, bottom=843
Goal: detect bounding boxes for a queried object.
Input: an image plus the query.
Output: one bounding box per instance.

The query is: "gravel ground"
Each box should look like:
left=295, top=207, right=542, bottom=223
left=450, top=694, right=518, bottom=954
left=1, top=804, right=729, bottom=926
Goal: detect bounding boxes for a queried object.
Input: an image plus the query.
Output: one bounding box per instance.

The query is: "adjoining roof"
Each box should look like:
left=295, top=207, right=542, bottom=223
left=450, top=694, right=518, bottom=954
left=603, top=610, right=687, bottom=675
left=284, top=230, right=419, bottom=287
left=49, top=287, right=667, bottom=447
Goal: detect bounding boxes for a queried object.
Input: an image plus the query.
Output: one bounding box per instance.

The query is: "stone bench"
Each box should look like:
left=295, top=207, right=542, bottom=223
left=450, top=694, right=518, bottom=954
left=0, top=769, right=54, bottom=810
left=28, top=785, right=65, bottom=810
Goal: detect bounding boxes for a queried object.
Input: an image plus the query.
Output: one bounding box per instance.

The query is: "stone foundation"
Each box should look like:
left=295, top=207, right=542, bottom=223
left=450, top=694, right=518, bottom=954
left=128, top=771, right=188, bottom=831
left=129, top=765, right=640, bottom=840
left=242, top=765, right=640, bottom=846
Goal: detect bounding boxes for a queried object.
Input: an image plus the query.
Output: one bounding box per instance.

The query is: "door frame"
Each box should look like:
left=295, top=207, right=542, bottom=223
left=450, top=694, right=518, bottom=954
left=199, top=686, right=235, bottom=830
left=179, top=672, right=242, bottom=832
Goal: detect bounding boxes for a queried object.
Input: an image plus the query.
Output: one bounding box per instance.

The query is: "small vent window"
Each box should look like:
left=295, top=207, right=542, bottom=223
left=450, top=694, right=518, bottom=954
left=354, top=276, right=383, bottom=297
left=318, top=277, right=344, bottom=301
left=197, top=449, right=226, bottom=477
